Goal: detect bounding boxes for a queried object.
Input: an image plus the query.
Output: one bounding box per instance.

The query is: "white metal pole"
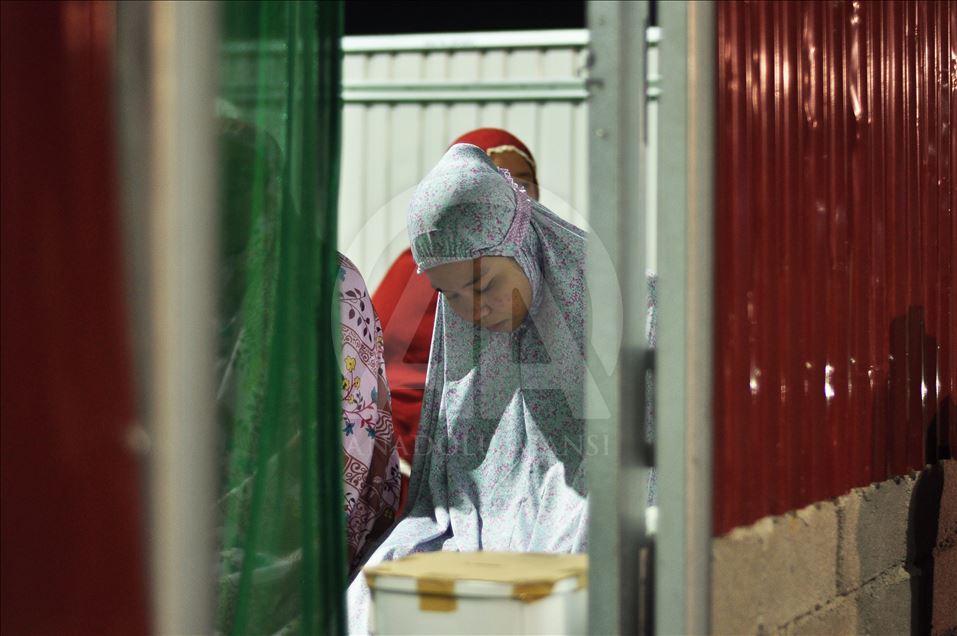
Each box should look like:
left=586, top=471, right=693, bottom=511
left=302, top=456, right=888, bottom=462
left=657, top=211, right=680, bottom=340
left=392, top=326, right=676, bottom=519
left=116, top=2, right=220, bottom=633
left=645, top=25, right=661, bottom=274
left=149, top=3, right=219, bottom=631
left=586, top=1, right=652, bottom=634
left=655, top=2, right=715, bottom=634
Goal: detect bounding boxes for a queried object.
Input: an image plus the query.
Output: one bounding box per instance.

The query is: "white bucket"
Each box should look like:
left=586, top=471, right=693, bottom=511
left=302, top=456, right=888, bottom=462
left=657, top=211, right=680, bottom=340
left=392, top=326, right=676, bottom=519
left=365, top=552, right=588, bottom=635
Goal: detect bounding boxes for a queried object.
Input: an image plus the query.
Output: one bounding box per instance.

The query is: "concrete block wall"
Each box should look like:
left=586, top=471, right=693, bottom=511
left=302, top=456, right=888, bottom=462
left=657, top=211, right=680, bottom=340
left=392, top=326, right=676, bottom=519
left=711, top=459, right=957, bottom=635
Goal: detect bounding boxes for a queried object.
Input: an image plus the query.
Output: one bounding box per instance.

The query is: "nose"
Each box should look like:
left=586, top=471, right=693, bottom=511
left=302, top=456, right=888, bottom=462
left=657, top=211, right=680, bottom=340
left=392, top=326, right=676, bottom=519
left=473, top=303, right=490, bottom=323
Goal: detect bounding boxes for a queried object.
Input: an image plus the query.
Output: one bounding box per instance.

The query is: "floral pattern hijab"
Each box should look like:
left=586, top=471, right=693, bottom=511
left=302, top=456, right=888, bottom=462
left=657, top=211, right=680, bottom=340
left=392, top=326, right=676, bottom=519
left=348, top=144, right=590, bottom=633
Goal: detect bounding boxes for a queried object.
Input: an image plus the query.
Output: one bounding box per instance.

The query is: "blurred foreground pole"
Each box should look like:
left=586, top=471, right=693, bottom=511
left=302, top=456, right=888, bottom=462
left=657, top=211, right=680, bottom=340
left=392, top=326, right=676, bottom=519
left=586, top=1, right=715, bottom=634
left=655, top=1, right=715, bottom=635
left=586, top=1, right=651, bottom=634
left=116, top=2, right=219, bottom=633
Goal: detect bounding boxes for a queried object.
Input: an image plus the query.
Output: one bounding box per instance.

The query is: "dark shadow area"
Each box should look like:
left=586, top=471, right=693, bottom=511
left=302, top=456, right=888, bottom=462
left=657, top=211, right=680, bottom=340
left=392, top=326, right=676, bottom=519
left=890, top=305, right=955, bottom=634
left=344, top=1, right=586, bottom=35
left=926, top=396, right=954, bottom=464
left=908, top=463, right=943, bottom=636
left=639, top=543, right=655, bottom=636
left=887, top=307, right=952, bottom=471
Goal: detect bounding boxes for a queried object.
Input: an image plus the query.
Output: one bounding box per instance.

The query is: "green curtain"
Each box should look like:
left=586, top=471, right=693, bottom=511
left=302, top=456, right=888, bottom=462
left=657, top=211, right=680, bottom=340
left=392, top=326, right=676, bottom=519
left=215, top=1, right=345, bottom=634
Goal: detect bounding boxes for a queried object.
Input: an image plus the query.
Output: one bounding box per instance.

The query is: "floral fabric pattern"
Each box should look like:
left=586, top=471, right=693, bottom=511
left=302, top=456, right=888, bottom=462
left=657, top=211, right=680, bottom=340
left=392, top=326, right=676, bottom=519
left=338, top=254, right=400, bottom=575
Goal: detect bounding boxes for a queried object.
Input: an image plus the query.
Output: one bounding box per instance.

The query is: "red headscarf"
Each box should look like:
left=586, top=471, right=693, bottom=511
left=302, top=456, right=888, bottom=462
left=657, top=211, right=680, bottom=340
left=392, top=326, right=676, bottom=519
left=371, top=128, right=536, bottom=510
left=451, top=128, right=537, bottom=181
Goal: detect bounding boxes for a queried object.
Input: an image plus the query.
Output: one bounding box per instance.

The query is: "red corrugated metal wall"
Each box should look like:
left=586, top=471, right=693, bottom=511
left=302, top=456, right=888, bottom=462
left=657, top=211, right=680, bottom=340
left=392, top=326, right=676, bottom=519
left=715, top=0, right=956, bottom=536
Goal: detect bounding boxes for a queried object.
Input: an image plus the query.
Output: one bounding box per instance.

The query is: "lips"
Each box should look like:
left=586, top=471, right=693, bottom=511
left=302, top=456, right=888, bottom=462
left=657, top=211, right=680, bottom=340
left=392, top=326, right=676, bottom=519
left=482, top=318, right=511, bottom=331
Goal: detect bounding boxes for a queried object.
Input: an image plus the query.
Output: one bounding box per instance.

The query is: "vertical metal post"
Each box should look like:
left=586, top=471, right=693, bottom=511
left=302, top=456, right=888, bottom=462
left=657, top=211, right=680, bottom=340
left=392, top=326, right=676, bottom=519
left=586, top=2, right=651, bottom=634
left=115, top=2, right=220, bottom=633
left=655, top=2, right=715, bottom=635
left=645, top=22, right=661, bottom=274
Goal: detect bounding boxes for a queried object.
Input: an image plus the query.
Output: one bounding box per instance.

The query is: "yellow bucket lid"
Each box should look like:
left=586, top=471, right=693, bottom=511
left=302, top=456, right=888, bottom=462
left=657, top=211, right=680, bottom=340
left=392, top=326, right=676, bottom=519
left=364, top=552, right=587, bottom=604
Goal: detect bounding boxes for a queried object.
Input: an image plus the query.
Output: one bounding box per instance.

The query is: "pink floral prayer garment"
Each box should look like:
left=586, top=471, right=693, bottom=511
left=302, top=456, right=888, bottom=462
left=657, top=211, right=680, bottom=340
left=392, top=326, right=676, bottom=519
left=337, top=253, right=400, bottom=575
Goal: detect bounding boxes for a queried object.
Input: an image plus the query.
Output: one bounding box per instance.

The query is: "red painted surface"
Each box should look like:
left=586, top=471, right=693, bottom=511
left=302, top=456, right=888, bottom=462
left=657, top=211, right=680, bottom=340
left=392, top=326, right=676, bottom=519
left=1, top=2, right=149, bottom=633
left=715, top=0, right=956, bottom=536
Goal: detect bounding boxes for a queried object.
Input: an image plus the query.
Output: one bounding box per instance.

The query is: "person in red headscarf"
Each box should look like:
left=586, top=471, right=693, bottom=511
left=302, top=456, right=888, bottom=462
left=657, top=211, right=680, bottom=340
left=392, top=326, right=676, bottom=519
left=371, top=128, right=539, bottom=511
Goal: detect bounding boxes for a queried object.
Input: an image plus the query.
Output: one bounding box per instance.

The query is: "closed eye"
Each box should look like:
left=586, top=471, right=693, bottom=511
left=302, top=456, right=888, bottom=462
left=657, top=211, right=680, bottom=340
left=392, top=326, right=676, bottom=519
left=476, top=278, right=495, bottom=293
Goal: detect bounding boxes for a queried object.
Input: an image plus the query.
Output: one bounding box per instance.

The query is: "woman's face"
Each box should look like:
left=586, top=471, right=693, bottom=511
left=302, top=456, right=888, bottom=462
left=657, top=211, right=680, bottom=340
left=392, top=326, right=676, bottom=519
left=425, top=256, right=532, bottom=332
left=490, top=151, right=539, bottom=200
